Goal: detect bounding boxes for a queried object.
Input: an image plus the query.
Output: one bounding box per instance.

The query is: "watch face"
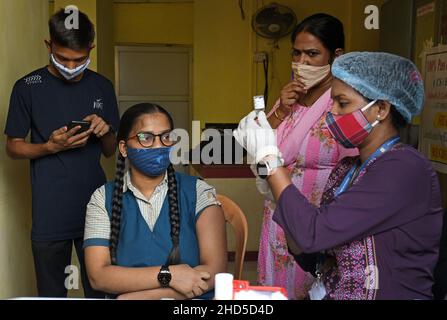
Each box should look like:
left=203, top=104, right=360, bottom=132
left=158, top=269, right=172, bottom=288
left=256, top=163, right=268, bottom=179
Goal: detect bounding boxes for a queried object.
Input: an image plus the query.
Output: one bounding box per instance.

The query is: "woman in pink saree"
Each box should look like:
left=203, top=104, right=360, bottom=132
left=258, top=13, right=357, bottom=299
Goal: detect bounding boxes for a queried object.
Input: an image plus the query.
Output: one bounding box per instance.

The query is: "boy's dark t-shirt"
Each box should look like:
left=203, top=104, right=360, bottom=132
left=4, top=67, right=120, bottom=241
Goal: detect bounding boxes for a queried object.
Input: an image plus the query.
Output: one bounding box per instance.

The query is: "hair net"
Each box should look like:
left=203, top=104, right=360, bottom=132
left=332, top=52, right=425, bottom=123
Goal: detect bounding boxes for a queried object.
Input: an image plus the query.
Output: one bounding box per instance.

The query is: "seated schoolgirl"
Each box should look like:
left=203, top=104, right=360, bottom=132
left=83, top=103, right=227, bottom=300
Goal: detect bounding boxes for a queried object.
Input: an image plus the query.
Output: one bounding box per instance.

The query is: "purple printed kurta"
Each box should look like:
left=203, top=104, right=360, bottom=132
left=273, top=144, right=443, bottom=300
left=258, top=90, right=357, bottom=299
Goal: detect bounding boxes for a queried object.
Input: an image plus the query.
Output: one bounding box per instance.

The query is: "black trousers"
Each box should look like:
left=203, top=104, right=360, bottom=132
left=31, top=238, right=104, bottom=298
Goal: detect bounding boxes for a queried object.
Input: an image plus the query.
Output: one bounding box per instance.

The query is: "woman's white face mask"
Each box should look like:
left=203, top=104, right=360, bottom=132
left=292, top=62, right=331, bottom=90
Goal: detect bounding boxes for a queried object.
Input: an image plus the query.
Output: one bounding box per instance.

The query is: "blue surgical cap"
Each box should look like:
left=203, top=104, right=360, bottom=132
left=331, top=52, right=425, bottom=123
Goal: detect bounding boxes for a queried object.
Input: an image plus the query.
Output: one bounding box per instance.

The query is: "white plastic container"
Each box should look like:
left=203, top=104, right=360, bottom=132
left=214, top=273, right=234, bottom=300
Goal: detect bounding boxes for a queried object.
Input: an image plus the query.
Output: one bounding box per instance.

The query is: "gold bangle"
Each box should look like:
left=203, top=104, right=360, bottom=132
left=274, top=109, right=286, bottom=122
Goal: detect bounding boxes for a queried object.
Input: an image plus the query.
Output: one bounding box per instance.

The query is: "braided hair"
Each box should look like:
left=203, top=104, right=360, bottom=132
left=110, top=103, right=181, bottom=266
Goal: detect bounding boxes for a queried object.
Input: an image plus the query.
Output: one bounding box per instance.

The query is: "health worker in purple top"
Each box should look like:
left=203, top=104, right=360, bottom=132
left=234, top=52, right=443, bottom=300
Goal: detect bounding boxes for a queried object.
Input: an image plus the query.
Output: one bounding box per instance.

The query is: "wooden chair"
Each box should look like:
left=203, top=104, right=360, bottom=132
left=217, top=194, right=248, bottom=280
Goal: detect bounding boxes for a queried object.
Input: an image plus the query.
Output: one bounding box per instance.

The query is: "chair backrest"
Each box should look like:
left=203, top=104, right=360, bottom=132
left=217, top=194, right=248, bottom=280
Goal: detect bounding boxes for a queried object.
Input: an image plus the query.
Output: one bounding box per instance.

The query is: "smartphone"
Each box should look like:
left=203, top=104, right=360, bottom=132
left=253, top=95, right=265, bottom=112
left=67, top=120, right=91, bottom=134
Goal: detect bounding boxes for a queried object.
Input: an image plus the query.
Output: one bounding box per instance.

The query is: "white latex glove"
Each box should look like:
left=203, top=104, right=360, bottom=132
left=233, top=111, right=281, bottom=164
left=233, top=110, right=253, bottom=151
left=256, top=175, right=276, bottom=202
left=248, top=163, right=275, bottom=202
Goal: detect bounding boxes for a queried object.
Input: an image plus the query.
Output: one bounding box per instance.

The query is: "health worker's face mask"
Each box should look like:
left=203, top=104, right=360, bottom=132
left=50, top=54, right=91, bottom=81
left=325, top=100, right=379, bottom=149
left=127, top=147, right=172, bottom=177
left=292, top=62, right=331, bottom=90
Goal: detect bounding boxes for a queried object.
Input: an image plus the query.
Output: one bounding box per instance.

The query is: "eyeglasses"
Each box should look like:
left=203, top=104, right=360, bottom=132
left=128, top=131, right=179, bottom=148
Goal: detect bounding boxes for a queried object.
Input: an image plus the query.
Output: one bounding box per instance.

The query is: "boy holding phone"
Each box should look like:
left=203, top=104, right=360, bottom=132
left=3, top=9, right=119, bottom=298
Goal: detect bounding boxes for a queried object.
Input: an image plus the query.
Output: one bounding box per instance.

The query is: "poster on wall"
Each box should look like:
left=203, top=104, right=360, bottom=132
left=420, top=45, right=447, bottom=174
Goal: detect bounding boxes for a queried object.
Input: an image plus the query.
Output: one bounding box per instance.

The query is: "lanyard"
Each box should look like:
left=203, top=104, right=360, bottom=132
left=313, top=136, right=401, bottom=295
left=335, top=136, right=401, bottom=197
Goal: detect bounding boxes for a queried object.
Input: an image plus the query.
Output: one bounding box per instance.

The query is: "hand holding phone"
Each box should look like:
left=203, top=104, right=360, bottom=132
left=46, top=122, right=92, bottom=154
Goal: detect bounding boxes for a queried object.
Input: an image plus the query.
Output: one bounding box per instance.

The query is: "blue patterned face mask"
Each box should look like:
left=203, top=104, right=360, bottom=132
left=127, top=147, right=172, bottom=177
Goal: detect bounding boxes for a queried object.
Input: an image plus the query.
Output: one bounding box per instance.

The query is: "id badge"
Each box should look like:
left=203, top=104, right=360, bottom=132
left=309, top=279, right=327, bottom=300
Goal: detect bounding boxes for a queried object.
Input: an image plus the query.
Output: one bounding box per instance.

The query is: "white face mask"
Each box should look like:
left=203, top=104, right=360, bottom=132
left=50, top=54, right=91, bottom=80
left=292, top=62, right=331, bottom=90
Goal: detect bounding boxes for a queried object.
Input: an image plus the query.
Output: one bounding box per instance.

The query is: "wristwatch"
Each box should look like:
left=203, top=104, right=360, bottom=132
left=157, top=265, right=172, bottom=288
left=256, top=155, right=284, bottom=180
